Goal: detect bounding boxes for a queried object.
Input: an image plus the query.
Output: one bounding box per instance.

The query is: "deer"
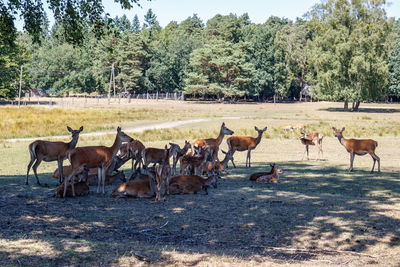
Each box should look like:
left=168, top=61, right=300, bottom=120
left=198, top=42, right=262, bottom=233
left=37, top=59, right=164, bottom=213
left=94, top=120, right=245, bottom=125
left=155, top=145, right=171, bottom=201
left=141, top=144, right=173, bottom=171
left=111, top=171, right=157, bottom=198
left=283, top=125, right=294, bottom=132
left=26, top=126, right=84, bottom=185
left=226, top=126, right=268, bottom=168
left=332, top=127, right=380, bottom=173
left=294, top=124, right=305, bottom=131
left=169, top=141, right=191, bottom=175
left=53, top=155, right=128, bottom=186
left=192, top=122, right=234, bottom=175
left=128, top=167, right=156, bottom=181
left=201, top=150, right=233, bottom=175
left=55, top=167, right=90, bottom=198
left=167, top=174, right=218, bottom=195
left=249, top=163, right=275, bottom=181
left=64, top=127, right=133, bottom=197
left=180, top=146, right=212, bottom=175
left=119, top=139, right=145, bottom=173
left=256, top=166, right=283, bottom=184
left=299, top=128, right=323, bottom=160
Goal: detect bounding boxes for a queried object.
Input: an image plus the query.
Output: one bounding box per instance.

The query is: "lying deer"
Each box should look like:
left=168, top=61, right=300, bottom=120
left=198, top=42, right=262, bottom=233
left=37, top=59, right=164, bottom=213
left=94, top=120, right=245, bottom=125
left=26, top=126, right=83, bottom=185
left=180, top=146, right=211, bottom=175
left=111, top=172, right=157, bottom=198
left=55, top=167, right=90, bottom=197
left=256, top=166, right=283, bottom=184
left=332, top=127, right=380, bottom=173
left=249, top=163, right=275, bottom=181
left=299, top=128, right=323, bottom=160
left=53, top=156, right=128, bottom=185
left=166, top=174, right=217, bottom=195
left=227, top=126, right=267, bottom=167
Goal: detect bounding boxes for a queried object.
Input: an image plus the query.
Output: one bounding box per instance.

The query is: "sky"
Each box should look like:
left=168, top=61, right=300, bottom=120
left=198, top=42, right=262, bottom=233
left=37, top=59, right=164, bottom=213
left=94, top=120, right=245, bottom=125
left=15, top=0, right=400, bottom=31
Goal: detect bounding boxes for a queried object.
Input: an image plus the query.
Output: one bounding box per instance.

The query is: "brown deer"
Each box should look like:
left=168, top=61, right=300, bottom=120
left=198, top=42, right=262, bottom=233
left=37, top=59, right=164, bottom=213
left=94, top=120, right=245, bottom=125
left=256, top=166, right=283, bottom=184
left=141, top=145, right=172, bottom=170
left=111, top=172, right=157, bottom=198
left=226, top=126, right=267, bottom=168
left=155, top=146, right=171, bottom=201
left=119, top=140, right=145, bottom=173
left=332, top=127, right=380, bottom=173
left=64, top=127, right=133, bottom=197
left=202, top=150, right=233, bottom=175
left=167, top=174, right=218, bottom=195
left=180, top=146, right=211, bottom=175
left=192, top=122, right=234, bottom=174
left=169, top=141, right=191, bottom=175
left=55, top=167, right=90, bottom=197
left=53, top=155, right=128, bottom=186
left=300, top=128, right=323, bottom=160
left=249, top=163, right=275, bottom=181
left=26, top=126, right=83, bottom=185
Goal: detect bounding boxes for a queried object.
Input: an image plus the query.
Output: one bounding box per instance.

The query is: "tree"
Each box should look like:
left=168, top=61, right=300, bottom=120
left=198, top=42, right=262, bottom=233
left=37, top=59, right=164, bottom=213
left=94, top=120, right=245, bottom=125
left=388, top=20, right=400, bottom=101
left=132, top=14, right=141, bottom=33
left=2, top=0, right=148, bottom=45
left=306, top=0, right=394, bottom=111
left=184, top=39, right=255, bottom=99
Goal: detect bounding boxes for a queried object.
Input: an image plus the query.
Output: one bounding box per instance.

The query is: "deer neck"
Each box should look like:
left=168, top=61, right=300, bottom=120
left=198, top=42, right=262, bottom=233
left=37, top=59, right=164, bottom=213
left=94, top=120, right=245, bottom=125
left=110, top=134, right=123, bottom=159
left=255, top=132, right=263, bottom=146
left=215, top=129, right=225, bottom=146
left=337, top=134, right=347, bottom=148
left=68, top=135, right=80, bottom=150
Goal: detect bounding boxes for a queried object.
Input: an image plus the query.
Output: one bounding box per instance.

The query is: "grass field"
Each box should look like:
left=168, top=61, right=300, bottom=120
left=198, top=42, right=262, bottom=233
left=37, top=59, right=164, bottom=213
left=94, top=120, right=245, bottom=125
left=1, top=101, right=400, bottom=266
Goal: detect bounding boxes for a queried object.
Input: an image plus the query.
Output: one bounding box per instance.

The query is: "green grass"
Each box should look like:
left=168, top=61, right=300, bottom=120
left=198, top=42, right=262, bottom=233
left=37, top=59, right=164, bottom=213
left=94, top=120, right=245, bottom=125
left=1, top=101, right=400, bottom=266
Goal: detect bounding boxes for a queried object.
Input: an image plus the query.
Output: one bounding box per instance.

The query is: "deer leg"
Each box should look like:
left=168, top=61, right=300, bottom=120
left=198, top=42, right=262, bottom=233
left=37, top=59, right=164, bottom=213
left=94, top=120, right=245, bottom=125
left=101, top=167, right=106, bottom=195
left=96, top=167, right=102, bottom=194
left=26, top=156, right=36, bottom=185
left=370, top=153, right=380, bottom=173
left=248, top=150, right=251, bottom=168
left=349, top=153, right=354, bottom=172
left=32, top=157, right=43, bottom=185
left=57, top=158, right=64, bottom=185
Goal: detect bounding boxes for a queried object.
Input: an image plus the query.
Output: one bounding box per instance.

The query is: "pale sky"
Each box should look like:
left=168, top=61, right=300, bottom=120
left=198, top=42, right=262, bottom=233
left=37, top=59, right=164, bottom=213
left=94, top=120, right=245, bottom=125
left=15, top=0, right=400, bottom=31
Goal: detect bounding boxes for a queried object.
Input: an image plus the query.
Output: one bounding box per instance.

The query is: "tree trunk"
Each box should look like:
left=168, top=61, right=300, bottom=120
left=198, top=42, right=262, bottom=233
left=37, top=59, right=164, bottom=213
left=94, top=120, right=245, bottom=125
left=344, top=100, right=349, bottom=111
left=353, top=101, right=360, bottom=112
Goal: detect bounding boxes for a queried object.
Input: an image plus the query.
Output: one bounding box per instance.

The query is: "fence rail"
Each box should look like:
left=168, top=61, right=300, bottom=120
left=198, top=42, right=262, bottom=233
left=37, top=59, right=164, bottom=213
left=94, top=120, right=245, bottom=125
left=5, top=92, right=185, bottom=108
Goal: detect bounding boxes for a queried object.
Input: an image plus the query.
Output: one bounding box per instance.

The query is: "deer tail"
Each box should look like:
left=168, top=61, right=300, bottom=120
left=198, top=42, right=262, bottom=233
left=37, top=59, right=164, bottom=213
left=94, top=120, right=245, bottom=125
left=29, top=142, right=38, bottom=159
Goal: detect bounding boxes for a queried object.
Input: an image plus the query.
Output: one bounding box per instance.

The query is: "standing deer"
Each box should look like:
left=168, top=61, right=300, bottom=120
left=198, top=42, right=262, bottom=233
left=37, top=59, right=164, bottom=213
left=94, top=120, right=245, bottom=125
left=155, top=145, right=171, bottom=201
left=169, top=141, right=191, bottom=175
left=192, top=122, right=234, bottom=174
left=26, top=126, right=83, bottom=185
left=64, top=127, right=133, bottom=197
left=332, top=127, right=380, bottom=173
left=119, top=140, right=145, bottom=173
left=226, top=126, right=267, bottom=168
left=202, top=149, right=233, bottom=175
left=141, top=144, right=172, bottom=170
left=299, top=128, right=323, bottom=160
left=180, top=146, right=211, bottom=175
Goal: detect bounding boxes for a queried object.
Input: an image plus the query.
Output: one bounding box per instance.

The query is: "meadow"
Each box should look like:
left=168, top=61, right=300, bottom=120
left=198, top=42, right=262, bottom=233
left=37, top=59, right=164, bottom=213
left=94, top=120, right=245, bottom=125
left=0, top=100, right=399, bottom=266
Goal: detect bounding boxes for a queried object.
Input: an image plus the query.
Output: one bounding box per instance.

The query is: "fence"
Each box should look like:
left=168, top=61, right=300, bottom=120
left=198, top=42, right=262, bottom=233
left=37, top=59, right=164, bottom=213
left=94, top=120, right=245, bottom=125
left=6, top=92, right=185, bottom=108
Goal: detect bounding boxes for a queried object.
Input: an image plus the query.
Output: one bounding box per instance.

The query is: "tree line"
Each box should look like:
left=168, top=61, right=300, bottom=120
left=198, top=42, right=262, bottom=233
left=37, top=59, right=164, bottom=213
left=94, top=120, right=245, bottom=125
left=1, top=0, right=400, bottom=111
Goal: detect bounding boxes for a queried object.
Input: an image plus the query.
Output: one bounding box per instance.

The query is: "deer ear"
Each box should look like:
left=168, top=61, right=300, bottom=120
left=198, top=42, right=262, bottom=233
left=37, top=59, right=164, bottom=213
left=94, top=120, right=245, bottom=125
left=332, top=127, right=336, bottom=131
left=67, top=126, right=73, bottom=133
left=254, top=126, right=259, bottom=131
left=342, top=127, right=345, bottom=132
left=79, top=126, right=84, bottom=132
left=263, top=127, right=267, bottom=131
left=117, top=126, right=121, bottom=132
left=222, top=122, right=225, bottom=126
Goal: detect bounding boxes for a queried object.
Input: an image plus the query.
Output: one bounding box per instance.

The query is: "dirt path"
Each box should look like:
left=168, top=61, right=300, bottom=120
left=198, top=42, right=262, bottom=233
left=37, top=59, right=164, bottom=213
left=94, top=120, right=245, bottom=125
left=4, top=116, right=240, bottom=142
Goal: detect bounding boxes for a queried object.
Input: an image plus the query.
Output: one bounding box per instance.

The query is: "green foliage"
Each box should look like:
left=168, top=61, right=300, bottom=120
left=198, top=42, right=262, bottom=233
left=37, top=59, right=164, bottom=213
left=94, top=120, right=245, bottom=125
left=306, top=0, right=394, bottom=110
left=389, top=20, right=400, bottom=99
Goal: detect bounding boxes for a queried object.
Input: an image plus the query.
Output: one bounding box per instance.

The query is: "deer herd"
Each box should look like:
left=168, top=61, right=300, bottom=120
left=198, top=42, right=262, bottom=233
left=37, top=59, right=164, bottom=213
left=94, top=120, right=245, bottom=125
left=25, top=122, right=381, bottom=199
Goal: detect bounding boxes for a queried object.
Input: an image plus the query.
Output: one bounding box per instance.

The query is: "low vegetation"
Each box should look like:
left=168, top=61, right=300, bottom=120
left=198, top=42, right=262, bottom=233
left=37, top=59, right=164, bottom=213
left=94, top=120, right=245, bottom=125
left=0, top=101, right=399, bottom=266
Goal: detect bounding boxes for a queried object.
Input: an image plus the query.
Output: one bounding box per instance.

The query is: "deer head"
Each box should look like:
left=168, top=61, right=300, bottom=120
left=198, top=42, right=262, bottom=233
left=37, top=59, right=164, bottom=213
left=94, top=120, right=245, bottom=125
left=221, top=122, right=234, bottom=135
left=332, top=127, right=345, bottom=138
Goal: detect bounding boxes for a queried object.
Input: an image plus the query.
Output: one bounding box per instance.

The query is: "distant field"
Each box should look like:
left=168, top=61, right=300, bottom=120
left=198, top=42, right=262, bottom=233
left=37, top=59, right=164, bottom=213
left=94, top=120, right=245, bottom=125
left=1, top=101, right=399, bottom=266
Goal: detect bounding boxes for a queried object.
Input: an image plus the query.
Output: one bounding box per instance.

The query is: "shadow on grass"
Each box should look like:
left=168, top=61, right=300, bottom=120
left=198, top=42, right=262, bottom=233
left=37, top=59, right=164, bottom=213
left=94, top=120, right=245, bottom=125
left=0, top=162, right=399, bottom=265
left=319, top=107, right=400, bottom=113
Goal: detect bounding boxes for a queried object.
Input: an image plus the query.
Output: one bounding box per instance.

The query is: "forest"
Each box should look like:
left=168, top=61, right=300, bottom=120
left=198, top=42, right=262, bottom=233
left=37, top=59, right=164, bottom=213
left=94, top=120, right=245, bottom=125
left=1, top=0, right=400, bottom=110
